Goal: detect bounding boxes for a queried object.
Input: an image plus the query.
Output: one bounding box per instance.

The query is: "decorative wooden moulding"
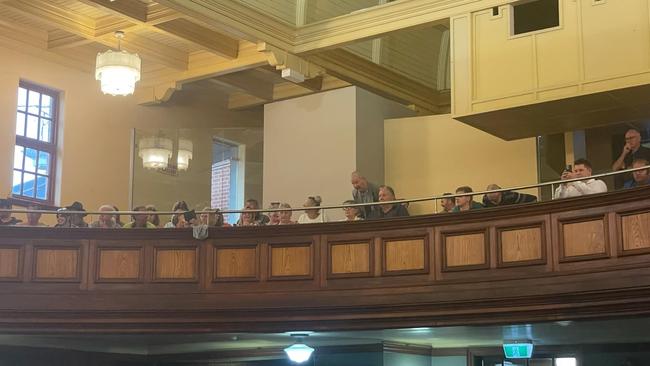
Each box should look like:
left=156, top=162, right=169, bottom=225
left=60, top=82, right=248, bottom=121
left=618, top=210, right=650, bottom=256
left=381, top=236, right=428, bottom=276
left=153, top=246, right=199, bottom=282
left=442, top=229, right=489, bottom=272
left=328, top=240, right=373, bottom=279
left=496, top=224, right=547, bottom=268
left=0, top=246, right=23, bottom=281
left=32, top=245, right=81, bottom=282
left=213, top=244, right=259, bottom=282
left=96, top=247, right=144, bottom=283
left=268, top=243, right=313, bottom=280
left=559, top=215, right=609, bottom=262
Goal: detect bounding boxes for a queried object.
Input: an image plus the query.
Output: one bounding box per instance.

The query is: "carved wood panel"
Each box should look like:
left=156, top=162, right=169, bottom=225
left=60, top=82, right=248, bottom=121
left=443, top=231, right=488, bottom=271
left=382, top=238, right=427, bottom=275
left=329, top=241, right=372, bottom=278
left=561, top=218, right=608, bottom=261
left=498, top=226, right=545, bottom=267
left=269, top=244, right=312, bottom=279
left=97, top=249, right=141, bottom=281
left=214, top=246, right=258, bottom=281
left=154, top=248, right=197, bottom=281
left=33, top=247, right=79, bottom=281
left=621, top=212, right=650, bottom=253
left=0, top=247, right=20, bottom=280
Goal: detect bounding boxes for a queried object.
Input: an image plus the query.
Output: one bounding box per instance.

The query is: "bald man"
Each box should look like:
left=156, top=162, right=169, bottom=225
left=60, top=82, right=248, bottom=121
left=351, top=171, right=380, bottom=218
left=613, top=128, right=650, bottom=172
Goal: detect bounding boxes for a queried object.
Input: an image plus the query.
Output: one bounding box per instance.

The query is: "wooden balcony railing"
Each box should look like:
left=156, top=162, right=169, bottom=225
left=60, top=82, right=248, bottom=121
left=1, top=188, right=650, bottom=333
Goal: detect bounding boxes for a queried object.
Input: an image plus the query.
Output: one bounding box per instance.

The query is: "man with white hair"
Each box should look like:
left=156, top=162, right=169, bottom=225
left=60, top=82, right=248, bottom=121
left=351, top=171, right=380, bottom=218
left=613, top=128, right=650, bottom=172
left=89, top=205, right=121, bottom=228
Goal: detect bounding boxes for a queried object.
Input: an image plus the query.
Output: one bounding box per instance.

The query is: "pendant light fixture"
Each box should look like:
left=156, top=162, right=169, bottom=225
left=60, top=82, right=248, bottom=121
left=284, top=334, right=315, bottom=363
left=177, top=138, right=193, bottom=171
left=139, top=135, right=173, bottom=169
left=95, top=31, right=141, bottom=96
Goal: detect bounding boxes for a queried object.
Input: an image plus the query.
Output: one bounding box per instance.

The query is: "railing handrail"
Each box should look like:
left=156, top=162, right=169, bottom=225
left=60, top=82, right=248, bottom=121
left=1, top=165, right=649, bottom=216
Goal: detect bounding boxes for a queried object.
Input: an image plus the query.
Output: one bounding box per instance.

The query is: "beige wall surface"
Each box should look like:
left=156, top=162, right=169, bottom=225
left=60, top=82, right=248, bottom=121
left=0, top=43, right=262, bottom=224
left=385, top=114, right=539, bottom=215
left=263, top=87, right=357, bottom=221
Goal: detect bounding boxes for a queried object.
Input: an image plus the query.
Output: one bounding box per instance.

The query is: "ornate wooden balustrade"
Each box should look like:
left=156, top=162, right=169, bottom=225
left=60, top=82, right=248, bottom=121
left=1, top=188, right=650, bottom=333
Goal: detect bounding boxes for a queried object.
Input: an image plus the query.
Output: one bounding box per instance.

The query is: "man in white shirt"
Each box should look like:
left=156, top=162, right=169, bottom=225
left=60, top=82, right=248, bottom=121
left=553, top=159, right=607, bottom=199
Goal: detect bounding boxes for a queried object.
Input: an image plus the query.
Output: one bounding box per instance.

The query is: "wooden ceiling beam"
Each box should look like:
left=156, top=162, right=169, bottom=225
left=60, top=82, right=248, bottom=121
left=213, top=72, right=273, bottom=101
left=47, top=31, right=94, bottom=50
left=2, top=0, right=189, bottom=70
left=154, top=18, right=238, bottom=58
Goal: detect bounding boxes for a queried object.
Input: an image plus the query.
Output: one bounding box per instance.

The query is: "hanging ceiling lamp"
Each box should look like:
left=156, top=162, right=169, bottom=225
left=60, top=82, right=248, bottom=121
left=139, top=136, right=173, bottom=169
left=95, top=31, right=141, bottom=96
left=284, top=334, right=314, bottom=363
left=177, top=138, right=193, bottom=171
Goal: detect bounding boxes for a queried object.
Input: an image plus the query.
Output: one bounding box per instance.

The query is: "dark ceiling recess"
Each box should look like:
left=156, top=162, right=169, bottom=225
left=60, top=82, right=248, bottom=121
left=512, top=0, right=559, bottom=35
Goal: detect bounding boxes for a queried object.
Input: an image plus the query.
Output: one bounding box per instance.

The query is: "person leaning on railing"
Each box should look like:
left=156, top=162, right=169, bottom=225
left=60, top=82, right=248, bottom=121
left=612, top=128, right=650, bottom=172
left=553, top=158, right=607, bottom=199
left=351, top=171, right=380, bottom=219
left=624, top=158, right=650, bottom=188
left=451, top=186, right=483, bottom=212
left=482, top=184, right=537, bottom=208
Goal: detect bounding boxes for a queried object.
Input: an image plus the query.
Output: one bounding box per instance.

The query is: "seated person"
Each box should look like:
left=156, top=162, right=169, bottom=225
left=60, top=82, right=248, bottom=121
left=278, top=203, right=296, bottom=225
left=452, top=186, right=483, bottom=212
left=439, top=193, right=455, bottom=213
left=553, top=159, right=607, bottom=199
left=164, top=201, right=189, bottom=228
left=66, top=201, right=88, bottom=227
left=0, top=198, right=22, bottom=226
left=112, top=205, right=124, bottom=227
left=123, top=206, right=157, bottom=228
left=342, top=200, right=363, bottom=221
left=54, top=208, right=69, bottom=227
left=89, top=205, right=121, bottom=228
left=368, top=185, right=409, bottom=219
left=145, top=205, right=160, bottom=227
left=624, top=158, right=650, bottom=188
left=482, top=184, right=537, bottom=208
left=267, top=202, right=281, bottom=225
left=16, top=204, right=46, bottom=227
left=236, top=199, right=269, bottom=226
left=298, top=196, right=329, bottom=224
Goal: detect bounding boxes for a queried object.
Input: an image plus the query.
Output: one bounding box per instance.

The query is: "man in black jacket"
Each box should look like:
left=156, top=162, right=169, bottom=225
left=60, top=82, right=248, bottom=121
left=482, top=184, right=537, bottom=208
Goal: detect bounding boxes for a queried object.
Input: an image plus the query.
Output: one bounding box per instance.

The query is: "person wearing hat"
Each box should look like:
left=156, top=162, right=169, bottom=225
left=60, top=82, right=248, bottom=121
left=55, top=201, right=88, bottom=228
left=0, top=198, right=22, bottom=226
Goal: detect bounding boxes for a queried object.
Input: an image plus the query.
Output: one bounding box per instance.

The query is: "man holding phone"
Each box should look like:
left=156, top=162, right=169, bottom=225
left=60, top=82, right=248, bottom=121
left=553, top=159, right=607, bottom=199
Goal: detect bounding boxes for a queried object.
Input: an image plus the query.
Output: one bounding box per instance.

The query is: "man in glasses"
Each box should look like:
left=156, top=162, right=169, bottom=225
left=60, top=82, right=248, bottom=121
left=613, top=128, right=650, bottom=172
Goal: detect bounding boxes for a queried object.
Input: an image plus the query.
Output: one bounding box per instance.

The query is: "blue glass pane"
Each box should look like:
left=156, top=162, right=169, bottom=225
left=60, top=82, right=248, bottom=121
left=28, top=90, right=40, bottom=115
left=17, top=87, right=27, bottom=112
left=12, top=170, right=22, bottom=195
left=37, top=151, right=49, bottom=175
left=23, top=173, right=35, bottom=197
left=41, top=94, right=52, bottom=118
left=14, top=145, right=24, bottom=170
left=26, top=115, right=38, bottom=139
left=39, top=118, right=51, bottom=143
left=16, top=112, right=25, bottom=136
left=24, top=148, right=37, bottom=173
left=36, top=176, right=48, bottom=200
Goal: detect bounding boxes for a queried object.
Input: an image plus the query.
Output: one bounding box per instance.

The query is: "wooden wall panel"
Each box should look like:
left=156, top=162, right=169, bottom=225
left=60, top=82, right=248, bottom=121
left=499, top=227, right=544, bottom=266
left=270, top=245, right=312, bottom=279
left=34, top=248, right=79, bottom=280
left=154, top=248, right=197, bottom=280
left=622, top=212, right=650, bottom=252
left=97, top=249, right=141, bottom=281
left=0, top=248, right=20, bottom=279
left=329, top=242, right=371, bottom=277
left=561, top=219, right=607, bottom=260
left=444, top=232, right=488, bottom=270
left=214, top=247, right=258, bottom=280
left=383, top=238, right=426, bottom=275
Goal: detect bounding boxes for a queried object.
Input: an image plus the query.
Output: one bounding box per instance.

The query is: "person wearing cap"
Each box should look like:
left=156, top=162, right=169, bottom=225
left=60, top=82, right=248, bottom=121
left=16, top=204, right=47, bottom=227
left=122, top=206, right=157, bottom=228
left=0, top=198, right=22, bottom=226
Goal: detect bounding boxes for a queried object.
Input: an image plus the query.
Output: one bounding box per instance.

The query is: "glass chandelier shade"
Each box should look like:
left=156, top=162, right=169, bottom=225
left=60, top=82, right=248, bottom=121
left=138, top=136, right=173, bottom=169
left=284, top=343, right=314, bottom=363
left=177, top=138, right=193, bottom=171
left=95, top=32, right=141, bottom=96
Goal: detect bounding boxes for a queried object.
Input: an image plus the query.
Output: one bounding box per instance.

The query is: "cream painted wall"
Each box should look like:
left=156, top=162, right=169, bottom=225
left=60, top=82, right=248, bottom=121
left=385, top=114, right=539, bottom=215
left=0, top=43, right=262, bottom=224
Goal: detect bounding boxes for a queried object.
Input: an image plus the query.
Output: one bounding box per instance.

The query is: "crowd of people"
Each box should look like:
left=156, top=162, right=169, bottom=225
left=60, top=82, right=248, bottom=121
left=1, top=129, right=649, bottom=228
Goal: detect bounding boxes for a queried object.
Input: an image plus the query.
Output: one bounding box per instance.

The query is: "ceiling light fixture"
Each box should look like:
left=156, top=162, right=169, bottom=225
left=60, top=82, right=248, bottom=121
left=95, top=31, right=141, bottom=96
left=177, top=138, right=193, bottom=171
left=284, top=334, right=315, bottom=363
left=139, top=135, right=173, bottom=169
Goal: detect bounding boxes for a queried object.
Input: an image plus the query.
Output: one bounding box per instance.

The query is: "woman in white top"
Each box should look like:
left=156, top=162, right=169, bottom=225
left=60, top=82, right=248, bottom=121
left=342, top=200, right=363, bottom=221
left=297, top=196, right=329, bottom=224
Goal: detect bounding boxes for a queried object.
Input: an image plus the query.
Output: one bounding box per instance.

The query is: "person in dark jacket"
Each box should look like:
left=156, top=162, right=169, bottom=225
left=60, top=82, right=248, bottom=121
left=482, top=184, right=537, bottom=208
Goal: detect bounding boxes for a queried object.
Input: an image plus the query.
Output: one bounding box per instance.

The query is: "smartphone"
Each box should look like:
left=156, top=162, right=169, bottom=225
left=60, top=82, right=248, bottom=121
left=565, top=164, right=572, bottom=172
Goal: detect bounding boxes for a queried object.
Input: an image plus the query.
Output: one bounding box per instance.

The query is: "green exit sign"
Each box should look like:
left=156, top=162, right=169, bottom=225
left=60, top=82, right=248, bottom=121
left=502, top=343, right=534, bottom=359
